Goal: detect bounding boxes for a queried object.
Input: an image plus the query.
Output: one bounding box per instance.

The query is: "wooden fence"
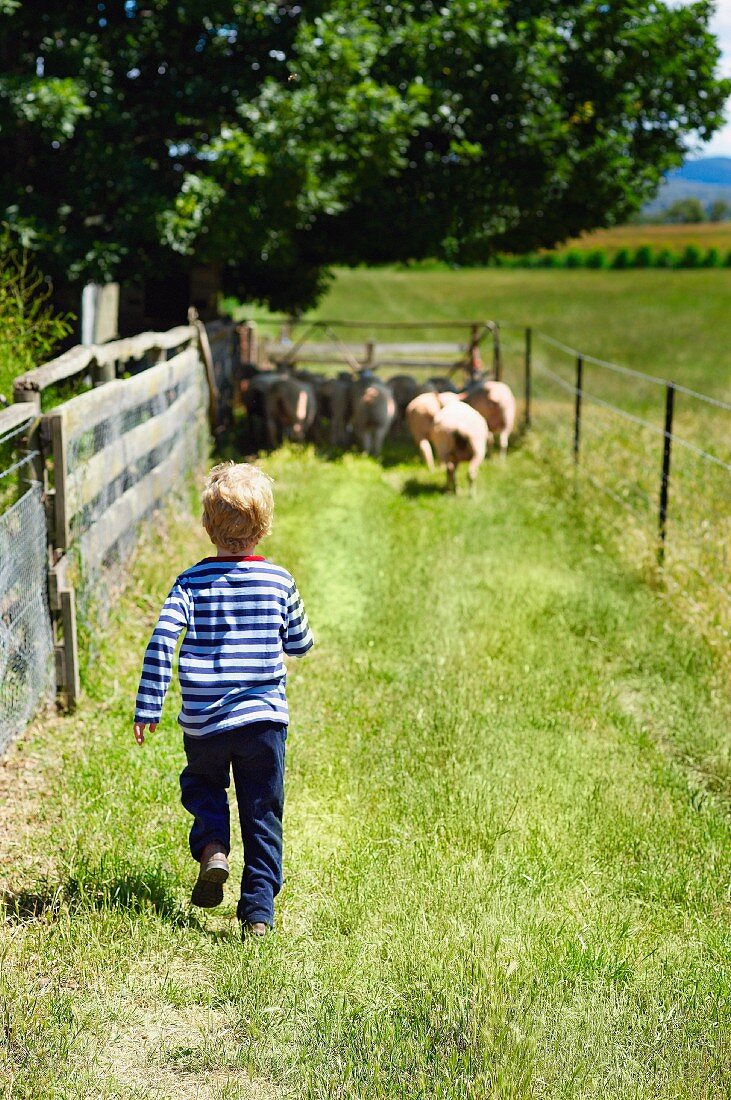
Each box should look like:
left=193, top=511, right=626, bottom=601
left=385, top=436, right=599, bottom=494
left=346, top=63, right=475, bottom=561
left=251, top=319, right=503, bottom=379
left=3, top=322, right=230, bottom=711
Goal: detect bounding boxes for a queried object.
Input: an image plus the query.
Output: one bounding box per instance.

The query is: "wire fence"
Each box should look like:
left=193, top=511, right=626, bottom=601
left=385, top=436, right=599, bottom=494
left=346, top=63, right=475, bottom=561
left=498, top=325, right=730, bottom=641
left=0, top=423, right=54, bottom=753
left=0, top=319, right=242, bottom=751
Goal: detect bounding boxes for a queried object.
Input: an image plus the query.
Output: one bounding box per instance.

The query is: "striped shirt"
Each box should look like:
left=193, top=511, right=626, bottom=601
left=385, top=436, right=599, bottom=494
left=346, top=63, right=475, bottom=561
left=134, top=556, right=313, bottom=738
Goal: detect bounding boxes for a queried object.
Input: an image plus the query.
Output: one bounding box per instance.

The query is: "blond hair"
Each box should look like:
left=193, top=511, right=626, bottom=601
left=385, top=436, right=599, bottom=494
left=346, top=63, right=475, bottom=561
left=201, top=462, right=274, bottom=553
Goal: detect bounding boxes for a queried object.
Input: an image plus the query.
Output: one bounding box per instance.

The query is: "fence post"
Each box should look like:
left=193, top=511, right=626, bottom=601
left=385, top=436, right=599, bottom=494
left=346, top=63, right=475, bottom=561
left=48, top=409, right=70, bottom=552
left=573, top=355, right=583, bottom=463
left=658, top=383, right=675, bottom=565
left=493, top=324, right=502, bottom=381
left=524, top=327, right=532, bottom=428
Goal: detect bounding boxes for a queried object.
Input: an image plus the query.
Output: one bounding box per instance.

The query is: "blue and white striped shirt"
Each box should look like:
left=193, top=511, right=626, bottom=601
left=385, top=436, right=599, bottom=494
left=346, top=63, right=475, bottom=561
left=134, top=556, right=313, bottom=737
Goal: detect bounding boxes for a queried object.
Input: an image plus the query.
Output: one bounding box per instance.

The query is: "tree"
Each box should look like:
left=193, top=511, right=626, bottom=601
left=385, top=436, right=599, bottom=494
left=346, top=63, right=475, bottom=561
left=0, top=1, right=728, bottom=312
left=664, top=198, right=707, bottom=224
left=709, top=199, right=731, bottom=223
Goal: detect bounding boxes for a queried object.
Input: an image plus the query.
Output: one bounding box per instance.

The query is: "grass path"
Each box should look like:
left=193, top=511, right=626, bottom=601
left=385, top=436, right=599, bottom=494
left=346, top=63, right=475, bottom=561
left=2, top=445, right=731, bottom=1098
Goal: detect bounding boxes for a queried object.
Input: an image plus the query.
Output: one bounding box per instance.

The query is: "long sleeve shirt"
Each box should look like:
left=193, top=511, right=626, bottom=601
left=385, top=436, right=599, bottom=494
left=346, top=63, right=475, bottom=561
left=134, top=555, right=313, bottom=737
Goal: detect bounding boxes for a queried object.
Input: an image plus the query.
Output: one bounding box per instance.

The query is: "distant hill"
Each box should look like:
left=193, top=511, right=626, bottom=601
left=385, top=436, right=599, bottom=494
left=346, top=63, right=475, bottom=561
left=671, top=157, right=731, bottom=186
left=645, top=156, right=731, bottom=215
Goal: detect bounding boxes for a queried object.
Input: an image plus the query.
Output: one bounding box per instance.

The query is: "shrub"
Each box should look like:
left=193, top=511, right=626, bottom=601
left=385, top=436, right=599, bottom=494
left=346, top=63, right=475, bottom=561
left=585, top=249, right=608, bottom=269
left=723, top=251, right=731, bottom=268
left=611, top=248, right=631, bottom=269
left=701, top=247, right=722, bottom=268
left=562, top=249, right=584, bottom=268
left=632, top=245, right=653, bottom=268
left=654, top=249, right=676, bottom=269
left=0, top=241, right=74, bottom=400
left=677, top=244, right=703, bottom=269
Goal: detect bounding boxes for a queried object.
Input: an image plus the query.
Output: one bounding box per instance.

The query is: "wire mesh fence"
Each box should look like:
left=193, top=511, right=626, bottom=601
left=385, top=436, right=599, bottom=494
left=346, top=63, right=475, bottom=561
left=499, top=324, right=730, bottom=641
left=57, top=348, right=210, bottom=634
left=0, top=435, right=54, bottom=753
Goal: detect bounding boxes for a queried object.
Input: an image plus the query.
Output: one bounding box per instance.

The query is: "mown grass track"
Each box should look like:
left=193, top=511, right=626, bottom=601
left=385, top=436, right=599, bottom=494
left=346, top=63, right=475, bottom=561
left=2, top=444, right=731, bottom=1099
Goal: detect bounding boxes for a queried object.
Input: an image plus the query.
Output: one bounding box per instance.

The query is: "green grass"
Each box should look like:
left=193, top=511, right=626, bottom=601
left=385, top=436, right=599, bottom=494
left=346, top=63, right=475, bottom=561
left=236, top=266, right=731, bottom=402
left=2, top=444, right=731, bottom=1098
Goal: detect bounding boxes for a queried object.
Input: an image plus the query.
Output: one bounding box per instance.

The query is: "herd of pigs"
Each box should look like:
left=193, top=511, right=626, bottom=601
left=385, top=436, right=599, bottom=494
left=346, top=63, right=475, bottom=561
left=242, top=367, right=516, bottom=492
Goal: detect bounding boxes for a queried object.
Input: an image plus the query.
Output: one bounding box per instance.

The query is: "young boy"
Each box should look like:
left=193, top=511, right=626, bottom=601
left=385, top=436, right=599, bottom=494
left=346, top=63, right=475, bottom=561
left=133, top=462, right=313, bottom=937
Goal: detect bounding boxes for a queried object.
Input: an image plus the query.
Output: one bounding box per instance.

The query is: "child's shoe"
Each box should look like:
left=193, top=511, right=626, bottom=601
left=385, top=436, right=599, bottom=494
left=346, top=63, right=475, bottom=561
left=242, top=921, right=268, bottom=939
left=191, top=844, right=229, bottom=908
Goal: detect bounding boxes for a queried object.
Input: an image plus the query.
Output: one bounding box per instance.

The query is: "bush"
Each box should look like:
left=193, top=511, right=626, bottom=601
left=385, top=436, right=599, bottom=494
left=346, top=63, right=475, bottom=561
left=701, top=247, right=722, bottom=268
left=632, top=245, right=653, bottom=268
left=562, top=249, right=584, bottom=268
left=611, top=248, right=631, bottom=269
left=677, top=244, right=703, bottom=269
left=724, top=251, right=731, bottom=268
left=585, top=249, right=608, bottom=269
left=654, top=249, right=676, bottom=269
left=0, top=242, right=74, bottom=400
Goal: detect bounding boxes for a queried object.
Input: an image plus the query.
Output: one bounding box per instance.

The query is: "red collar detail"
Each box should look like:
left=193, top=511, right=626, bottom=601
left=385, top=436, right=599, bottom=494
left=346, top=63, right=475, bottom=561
left=202, top=555, right=266, bottom=562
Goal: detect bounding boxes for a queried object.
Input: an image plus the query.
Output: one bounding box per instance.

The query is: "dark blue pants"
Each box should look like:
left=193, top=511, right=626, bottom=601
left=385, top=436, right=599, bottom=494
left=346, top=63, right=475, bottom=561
left=180, top=721, right=286, bottom=926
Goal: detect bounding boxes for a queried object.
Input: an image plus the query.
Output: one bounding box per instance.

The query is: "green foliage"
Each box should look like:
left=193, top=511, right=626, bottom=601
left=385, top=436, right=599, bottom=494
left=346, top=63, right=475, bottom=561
left=654, top=248, right=675, bottom=269
left=562, top=249, right=583, bottom=269
left=631, top=245, right=653, bottom=268
left=709, top=199, right=731, bottom=223
left=701, top=246, right=722, bottom=268
left=611, top=248, right=632, bottom=270
left=0, top=2, right=728, bottom=309
left=584, top=249, right=608, bottom=269
left=664, top=197, right=707, bottom=224
left=0, top=242, right=74, bottom=400
left=678, top=244, right=703, bottom=269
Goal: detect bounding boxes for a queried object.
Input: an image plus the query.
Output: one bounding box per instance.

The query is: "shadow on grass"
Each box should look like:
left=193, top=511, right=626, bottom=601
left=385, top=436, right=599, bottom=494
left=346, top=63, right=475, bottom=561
left=1, top=863, right=202, bottom=929
left=401, top=478, right=447, bottom=498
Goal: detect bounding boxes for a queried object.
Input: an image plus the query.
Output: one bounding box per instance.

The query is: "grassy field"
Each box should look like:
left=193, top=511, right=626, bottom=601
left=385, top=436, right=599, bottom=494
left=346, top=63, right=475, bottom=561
left=239, top=267, right=731, bottom=399
left=2, top=443, right=731, bottom=1099
left=562, top=221, right=731, bottom=254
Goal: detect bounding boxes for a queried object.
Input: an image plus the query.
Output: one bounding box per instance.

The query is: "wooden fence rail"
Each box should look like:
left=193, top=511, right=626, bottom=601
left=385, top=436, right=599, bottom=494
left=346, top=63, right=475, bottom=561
left=0, top=322, right=228, bottom=713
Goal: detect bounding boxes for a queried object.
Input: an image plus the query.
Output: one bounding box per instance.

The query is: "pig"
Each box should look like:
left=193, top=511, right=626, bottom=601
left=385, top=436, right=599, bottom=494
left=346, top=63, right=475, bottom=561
left=264, top=375, right=316, bottom=448
left=431, top=400, right=489, bottom=494
left=462, top=380, right=516, bottom=457
left=405, top=390, right=460, bottom=471
left=351, top=378, right=396, bottom=456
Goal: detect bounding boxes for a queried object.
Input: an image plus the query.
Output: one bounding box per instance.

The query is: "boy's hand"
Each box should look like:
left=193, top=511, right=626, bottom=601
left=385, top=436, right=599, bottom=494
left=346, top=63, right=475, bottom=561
left=133, top=722, right=157, bottom=745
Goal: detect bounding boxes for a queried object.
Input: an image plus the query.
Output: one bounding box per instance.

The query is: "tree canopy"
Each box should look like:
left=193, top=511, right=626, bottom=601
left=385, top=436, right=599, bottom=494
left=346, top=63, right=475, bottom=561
left=1, top=1, right=729, bottom=310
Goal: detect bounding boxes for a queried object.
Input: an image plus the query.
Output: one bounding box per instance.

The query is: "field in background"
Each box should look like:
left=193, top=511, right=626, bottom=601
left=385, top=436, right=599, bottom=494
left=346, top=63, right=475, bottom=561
left=237, top=266, right=731, bottom=398
left=2, top=447, right=731, bottom=1099
left=322, top=268, right=731, bottom=396
left=235, top=267, right=731, bottom=643
left=561, top=221, right=731, bottom=254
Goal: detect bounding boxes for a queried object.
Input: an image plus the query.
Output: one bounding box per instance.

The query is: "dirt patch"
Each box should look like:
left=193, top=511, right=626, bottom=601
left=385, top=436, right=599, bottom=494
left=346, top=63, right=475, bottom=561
left=106, top=1003, right=276, bottom=1100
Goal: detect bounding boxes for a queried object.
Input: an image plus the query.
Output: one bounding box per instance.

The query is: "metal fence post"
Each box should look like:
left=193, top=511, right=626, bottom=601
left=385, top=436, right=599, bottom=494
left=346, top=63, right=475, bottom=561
left=573, top=355, right=583, bottom=463
left=524, top=327, right=532, bottom=428
left=493, top=323, right=502, bottom=381
left=658, top=383, right=675, bottom=565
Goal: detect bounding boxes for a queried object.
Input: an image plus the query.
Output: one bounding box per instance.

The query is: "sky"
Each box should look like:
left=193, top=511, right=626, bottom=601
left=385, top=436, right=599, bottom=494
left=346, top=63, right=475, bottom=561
left=676, top=0, right=731, bottom=157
